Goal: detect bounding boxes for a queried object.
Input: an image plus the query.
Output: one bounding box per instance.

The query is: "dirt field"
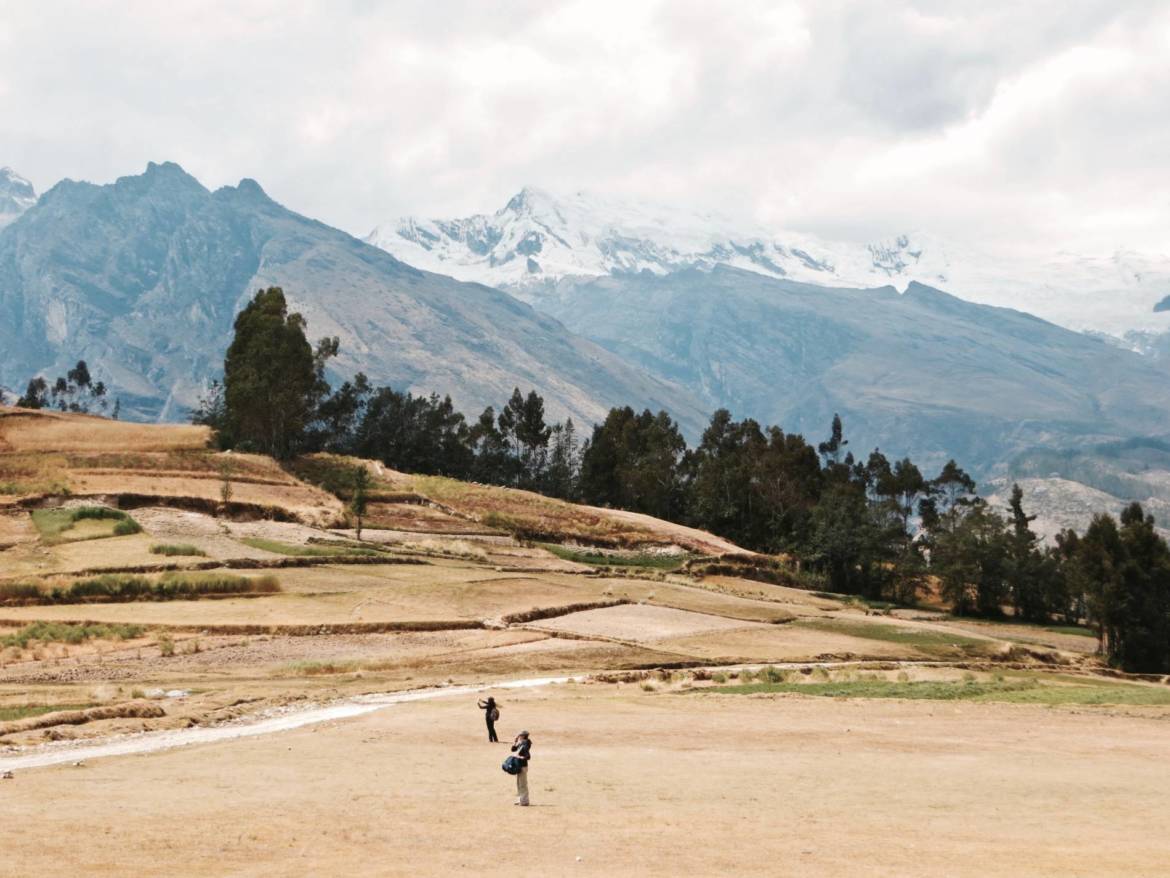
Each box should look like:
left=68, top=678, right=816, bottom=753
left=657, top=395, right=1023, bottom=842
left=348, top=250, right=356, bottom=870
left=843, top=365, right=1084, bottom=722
left=5, top=407, right=1166, bottom=875
left=6, top=685, right=1169, bottom=876
left=535, top=602, right=762, bottom=640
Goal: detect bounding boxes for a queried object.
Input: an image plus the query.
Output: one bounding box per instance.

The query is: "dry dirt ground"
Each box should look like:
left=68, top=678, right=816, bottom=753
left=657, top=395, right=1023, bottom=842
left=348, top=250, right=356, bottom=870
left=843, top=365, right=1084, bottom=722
left=5, top=408, right=1166, bottom=875
left=5, top=685, right=1169, bottom=877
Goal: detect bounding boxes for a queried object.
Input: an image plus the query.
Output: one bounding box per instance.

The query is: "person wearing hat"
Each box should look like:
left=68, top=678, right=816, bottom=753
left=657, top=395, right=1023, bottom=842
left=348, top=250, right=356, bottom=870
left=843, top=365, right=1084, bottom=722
left=510, top=731, right=532, bottom=806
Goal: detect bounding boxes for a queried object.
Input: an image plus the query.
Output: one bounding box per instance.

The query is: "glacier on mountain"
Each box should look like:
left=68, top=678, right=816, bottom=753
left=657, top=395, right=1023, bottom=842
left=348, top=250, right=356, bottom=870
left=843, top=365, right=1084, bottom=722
left=368, top=187, right=1170, bottom=337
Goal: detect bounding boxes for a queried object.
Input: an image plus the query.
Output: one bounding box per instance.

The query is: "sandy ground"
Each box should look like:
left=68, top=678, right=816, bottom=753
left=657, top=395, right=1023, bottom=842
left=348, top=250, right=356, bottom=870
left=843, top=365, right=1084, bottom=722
left=536, top=602, right=763, bottom=640
left=6, top=686, right=1169, bottom=876
left=656, top=623, right=917, bottom=661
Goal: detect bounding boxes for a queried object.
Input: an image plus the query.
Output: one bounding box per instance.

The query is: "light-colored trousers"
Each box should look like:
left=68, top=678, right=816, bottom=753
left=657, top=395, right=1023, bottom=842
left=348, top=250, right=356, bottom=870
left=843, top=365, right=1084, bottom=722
left=515, top=766, right=529, bottom=805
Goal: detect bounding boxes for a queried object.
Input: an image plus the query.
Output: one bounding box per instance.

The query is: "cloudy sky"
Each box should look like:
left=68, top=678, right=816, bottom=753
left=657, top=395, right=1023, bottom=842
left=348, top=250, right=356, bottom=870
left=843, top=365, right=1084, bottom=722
left=1, top=1, right=1167, bottom=253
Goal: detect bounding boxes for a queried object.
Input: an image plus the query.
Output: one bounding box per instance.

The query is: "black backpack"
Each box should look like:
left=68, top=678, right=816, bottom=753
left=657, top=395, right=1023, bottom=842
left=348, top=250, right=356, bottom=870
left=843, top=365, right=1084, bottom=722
left=502, top=755, right=523, bottom=775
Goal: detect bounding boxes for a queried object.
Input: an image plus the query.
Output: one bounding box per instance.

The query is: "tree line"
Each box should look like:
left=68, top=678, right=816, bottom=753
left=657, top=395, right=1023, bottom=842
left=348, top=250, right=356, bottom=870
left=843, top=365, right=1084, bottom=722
left=189, top=288, right=1170, bottom=673
left=16, top=360, right=119, bottom=418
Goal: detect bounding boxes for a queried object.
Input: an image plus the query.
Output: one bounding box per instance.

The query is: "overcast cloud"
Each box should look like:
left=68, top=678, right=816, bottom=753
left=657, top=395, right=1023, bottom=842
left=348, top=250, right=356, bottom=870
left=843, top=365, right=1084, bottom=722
left=1, top=0, right=1167, bottom=253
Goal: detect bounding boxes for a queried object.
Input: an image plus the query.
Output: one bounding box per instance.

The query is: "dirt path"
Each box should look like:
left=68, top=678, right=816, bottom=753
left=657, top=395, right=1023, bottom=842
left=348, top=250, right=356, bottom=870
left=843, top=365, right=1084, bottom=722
left=0, top=675, right=577, bottom=771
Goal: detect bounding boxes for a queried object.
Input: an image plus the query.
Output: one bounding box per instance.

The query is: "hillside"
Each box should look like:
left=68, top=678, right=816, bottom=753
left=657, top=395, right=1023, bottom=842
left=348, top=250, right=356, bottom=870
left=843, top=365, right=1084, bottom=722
left=5, top=405, right=1162, bottom=878
left=0, top=163, right=703, bottom=428
left=0, top=406, right=1106, bottom=737
left=517, top=267, right=1170, bottom=475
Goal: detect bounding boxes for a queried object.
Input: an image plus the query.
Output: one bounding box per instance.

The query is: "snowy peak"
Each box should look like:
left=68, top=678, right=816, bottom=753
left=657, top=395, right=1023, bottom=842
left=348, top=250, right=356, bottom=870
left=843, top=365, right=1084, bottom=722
left=367, top=187, right=963, bottom=291
left=0, top=167, right=36, bottom=227
left=368, top=187, right=878, bottom=289
left=367, top=188, right=1170, bottom=336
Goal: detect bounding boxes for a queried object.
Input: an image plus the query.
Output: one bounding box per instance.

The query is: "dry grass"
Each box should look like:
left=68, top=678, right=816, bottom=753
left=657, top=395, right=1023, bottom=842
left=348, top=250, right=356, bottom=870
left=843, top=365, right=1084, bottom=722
left=0, top=406, right=209, bottom=454
left=0, top=407, right=342, bottom=524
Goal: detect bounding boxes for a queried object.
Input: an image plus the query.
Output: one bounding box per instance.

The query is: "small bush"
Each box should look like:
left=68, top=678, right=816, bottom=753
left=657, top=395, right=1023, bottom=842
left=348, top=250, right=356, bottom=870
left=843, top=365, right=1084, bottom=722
left=157, top=633, right=175, bottom=657
left=112, top=518, right=142, bottom=536
left=712, top=672, right=728, bottom=684
left=760, top=665, right=786, bottom=684
left=150, top=544, right=207, bottom=557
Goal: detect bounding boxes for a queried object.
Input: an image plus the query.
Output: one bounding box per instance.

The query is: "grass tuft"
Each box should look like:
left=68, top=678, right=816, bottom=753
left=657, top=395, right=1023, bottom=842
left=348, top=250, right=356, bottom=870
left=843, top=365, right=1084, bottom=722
left=0, top=572, right=280, bottom=605
left=700, top=677, right=1170, bottom=706
left=0, top=621, right=145, bottom=649
left=149, top=543, right=207, bottom=557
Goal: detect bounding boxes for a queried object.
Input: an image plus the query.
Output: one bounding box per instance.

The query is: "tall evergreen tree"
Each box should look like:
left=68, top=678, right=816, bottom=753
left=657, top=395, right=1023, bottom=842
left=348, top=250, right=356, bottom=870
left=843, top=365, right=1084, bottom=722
left=222, top=287, right=331, bottom=458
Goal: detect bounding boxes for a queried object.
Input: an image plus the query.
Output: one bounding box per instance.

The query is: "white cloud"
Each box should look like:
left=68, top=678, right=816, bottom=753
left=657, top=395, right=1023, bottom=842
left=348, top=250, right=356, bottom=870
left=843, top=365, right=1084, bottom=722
left=0, top=0, right=1166, bottom=255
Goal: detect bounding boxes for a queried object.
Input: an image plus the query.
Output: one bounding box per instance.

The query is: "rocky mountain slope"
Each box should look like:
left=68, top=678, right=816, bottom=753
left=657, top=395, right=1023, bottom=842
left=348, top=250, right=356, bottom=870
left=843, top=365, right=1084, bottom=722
left=523, top=267, right=1170, bottom=475
left=0, top=168, right=36, bottom=228
left=0, top=163, right=703, bottom=427
left=369, top=187, right=1170, bottom=337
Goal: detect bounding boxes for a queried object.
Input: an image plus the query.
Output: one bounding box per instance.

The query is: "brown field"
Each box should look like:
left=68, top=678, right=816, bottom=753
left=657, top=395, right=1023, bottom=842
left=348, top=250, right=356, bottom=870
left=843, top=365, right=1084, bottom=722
left=6, top=685, right=1170, bottom=877
left=534, top=602, right=764, bottom=641
left=2, top=407, right=1166, bottom=875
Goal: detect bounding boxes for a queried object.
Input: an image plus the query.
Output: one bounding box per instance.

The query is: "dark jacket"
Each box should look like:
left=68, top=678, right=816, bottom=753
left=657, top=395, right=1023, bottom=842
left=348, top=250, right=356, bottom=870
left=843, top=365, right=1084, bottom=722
left=511, top=738, right=531, bottom=763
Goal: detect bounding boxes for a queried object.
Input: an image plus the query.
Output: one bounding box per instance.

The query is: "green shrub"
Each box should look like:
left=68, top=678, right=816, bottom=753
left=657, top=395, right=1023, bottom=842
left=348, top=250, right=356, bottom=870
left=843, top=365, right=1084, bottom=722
left=2, top=572, right=280, bottom=605
left=157, top=632, right=175, bottom=657
left=149, top=544, right=207, bottom=557
left=70, top=506, right=128, bottom=522
left=112, top=518, right=142, bottom=536
left=0, top=582, right=43, bottom=604
left=0, top=621, right=145, bottom=649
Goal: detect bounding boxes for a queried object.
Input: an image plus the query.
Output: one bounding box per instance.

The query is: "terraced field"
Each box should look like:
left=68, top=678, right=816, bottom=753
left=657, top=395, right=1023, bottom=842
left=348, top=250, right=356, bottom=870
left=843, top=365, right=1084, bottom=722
left=3, top=406, right=1167, bottom=877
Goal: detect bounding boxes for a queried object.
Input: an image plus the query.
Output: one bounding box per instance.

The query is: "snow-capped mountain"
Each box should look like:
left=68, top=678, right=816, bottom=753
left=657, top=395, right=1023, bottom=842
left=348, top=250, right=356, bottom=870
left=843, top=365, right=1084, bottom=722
left=0, top=167, right=36, bottom=227
left=367, top=187, right=1170, bottom=337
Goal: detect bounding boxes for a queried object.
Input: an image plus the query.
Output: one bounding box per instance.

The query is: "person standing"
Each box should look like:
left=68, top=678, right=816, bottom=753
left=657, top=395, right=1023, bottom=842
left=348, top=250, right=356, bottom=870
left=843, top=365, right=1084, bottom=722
left=511, top=731, right=532, bottom=806
left=477, top=696, right=500, bottom=743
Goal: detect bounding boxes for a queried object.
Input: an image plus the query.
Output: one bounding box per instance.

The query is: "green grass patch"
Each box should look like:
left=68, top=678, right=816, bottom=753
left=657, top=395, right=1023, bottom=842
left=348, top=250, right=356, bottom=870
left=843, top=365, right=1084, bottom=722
left=542, top=544, right=688, bottom=570
left=149, top=543, right=207, bottom=557
left=0, top=621, right=145, bottom=648
left=796, top=617, right=988, bottom=652
left=240, top=537, right=379, bottom=558
left=0, top=703, right=96, bottom=722
left=701, top=677, right=1170, bottom=706
left=30, top=506, right=142, bottom=544
left=0, top=572, right=280, bottom=605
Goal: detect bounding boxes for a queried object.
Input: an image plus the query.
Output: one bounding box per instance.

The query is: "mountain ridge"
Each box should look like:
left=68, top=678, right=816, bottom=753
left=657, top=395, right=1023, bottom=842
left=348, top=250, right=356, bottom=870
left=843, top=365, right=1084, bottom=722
left=369, top=187, right=1170, bottom=336
left=0, top=162, right=705, bottom=429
